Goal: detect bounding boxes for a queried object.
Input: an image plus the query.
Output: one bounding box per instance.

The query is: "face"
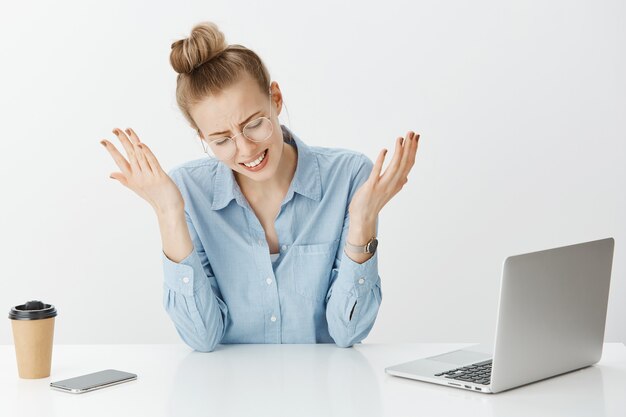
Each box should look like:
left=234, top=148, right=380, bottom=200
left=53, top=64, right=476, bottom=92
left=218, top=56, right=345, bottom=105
left=191, top=73, right=284, bottom=183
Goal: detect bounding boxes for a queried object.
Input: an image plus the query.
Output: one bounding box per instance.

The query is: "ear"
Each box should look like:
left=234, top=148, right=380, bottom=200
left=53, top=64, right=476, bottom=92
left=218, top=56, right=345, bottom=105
left=270, top=81, right=283, bottom=116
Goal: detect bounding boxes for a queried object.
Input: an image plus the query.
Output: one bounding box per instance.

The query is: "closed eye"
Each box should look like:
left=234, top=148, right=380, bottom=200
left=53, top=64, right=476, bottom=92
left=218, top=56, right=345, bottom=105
left=208, top=110, right=263, bottom=137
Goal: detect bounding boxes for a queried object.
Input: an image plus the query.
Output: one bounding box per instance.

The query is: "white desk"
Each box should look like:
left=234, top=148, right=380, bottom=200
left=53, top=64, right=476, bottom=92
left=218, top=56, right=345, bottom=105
left=1, top=343, right=625, bottom=417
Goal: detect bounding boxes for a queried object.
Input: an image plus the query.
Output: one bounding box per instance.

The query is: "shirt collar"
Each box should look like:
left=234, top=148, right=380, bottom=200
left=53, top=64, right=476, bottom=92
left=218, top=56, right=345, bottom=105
left=211, top=124, right=321, bottom=210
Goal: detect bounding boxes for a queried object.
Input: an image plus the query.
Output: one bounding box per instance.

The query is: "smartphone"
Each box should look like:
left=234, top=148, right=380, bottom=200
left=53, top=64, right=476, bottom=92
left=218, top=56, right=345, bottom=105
left=50, top=369, right=137, bottom=394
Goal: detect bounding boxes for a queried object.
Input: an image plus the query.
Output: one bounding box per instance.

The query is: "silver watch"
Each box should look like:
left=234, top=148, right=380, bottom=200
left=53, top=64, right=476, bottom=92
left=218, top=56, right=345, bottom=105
left=345, top=237, right=378, bottom=254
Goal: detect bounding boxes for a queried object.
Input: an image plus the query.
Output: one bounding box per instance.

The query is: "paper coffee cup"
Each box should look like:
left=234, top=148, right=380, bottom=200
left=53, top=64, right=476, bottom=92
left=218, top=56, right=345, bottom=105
left=8, top=300, right=57, bottom=379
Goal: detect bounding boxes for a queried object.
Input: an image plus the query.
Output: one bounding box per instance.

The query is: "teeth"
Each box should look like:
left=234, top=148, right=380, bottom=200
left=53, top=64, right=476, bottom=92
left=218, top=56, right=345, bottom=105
left=243, top=150, right=266, bottom=167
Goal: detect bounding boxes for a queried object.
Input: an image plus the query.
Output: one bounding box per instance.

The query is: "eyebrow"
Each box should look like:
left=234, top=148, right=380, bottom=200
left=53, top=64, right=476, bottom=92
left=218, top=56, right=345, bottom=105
left=208, top=110, right=263, bottom=137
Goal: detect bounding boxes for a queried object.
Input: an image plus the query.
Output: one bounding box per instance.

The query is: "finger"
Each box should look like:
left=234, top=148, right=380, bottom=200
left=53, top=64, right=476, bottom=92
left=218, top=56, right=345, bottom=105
left=403, top=132, right=419, bottom=172
left=134, top=142, right=151, bottom=173
left=126, top=127, right=155, bottom=173
left=370, top=149, right=387, bottom=181
left=109, top=172, right=130, bottom=188
left=402, top=132, right=420, bottom=184
left=397, top=131, right=415, bottom=176
left=380, top=136, right=404, bottom=179
left=124, top=127, right=141, bottom=145
left=139, top=142, right=163, bottom=174
left=408, top=133, right=420, bottom=169
left=100, top=139, right=131, bottom=174
left=112, top=128, right=140, bottom=172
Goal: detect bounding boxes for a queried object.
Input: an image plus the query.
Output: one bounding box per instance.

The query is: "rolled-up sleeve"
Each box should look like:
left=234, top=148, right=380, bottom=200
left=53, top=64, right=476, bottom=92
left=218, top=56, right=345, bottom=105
left=325, top=154, right=382, bottom=348
left=162, top=209, right=229, bottom=352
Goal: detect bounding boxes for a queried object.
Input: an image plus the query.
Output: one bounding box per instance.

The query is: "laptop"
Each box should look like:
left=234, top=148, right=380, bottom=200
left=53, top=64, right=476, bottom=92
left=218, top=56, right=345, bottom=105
left=385, top=237, right=615, bottom=394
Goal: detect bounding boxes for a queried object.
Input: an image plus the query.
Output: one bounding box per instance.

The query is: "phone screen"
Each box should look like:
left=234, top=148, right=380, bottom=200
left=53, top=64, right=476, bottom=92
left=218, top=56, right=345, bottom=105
left=50, top=369, right=137, bottom=393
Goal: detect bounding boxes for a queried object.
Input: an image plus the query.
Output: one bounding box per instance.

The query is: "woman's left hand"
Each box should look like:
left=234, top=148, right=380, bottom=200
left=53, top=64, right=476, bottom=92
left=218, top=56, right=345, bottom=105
left=348, top=131, right=420, bottom=223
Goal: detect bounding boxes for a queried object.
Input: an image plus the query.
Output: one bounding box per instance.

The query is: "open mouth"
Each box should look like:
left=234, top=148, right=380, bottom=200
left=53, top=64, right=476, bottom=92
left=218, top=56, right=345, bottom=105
left=239, top=149, right=269, bottom=171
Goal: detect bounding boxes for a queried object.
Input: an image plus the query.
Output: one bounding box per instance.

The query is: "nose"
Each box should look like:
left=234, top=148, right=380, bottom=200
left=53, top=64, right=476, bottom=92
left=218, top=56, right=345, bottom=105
left=235, top=134, right=262, bottom=159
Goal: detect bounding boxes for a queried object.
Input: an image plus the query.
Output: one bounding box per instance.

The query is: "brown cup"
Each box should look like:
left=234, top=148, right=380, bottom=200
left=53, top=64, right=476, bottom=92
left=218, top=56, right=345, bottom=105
left=8, top=300, right=57, bottom=379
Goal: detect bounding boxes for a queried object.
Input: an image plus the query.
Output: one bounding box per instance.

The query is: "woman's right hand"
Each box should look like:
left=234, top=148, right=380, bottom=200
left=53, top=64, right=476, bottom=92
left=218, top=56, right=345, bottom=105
left=100, top=127, right=184, bottom=216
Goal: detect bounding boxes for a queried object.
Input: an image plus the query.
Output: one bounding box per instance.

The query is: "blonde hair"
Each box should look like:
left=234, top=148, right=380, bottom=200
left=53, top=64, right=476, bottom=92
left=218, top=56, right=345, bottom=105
left=169, top=21, right=272, bottom=137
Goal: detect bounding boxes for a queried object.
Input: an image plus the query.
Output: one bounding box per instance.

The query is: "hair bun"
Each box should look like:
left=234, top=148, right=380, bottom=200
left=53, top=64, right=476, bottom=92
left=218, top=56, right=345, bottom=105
left=170, top=21, right=228, bottom=74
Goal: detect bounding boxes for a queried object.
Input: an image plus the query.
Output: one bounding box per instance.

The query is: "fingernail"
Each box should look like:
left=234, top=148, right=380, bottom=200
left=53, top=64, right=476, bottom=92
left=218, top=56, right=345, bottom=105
left=125, top=128, right=130, bottom=134
left=112, top=129, right=118, bottom=135
left=100, top=141, right=106, bottom=147
left=109, top=175, right=114, bottom=179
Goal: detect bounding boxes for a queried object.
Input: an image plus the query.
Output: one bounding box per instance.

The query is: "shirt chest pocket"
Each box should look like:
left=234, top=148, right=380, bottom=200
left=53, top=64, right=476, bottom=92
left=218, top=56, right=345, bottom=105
left=291, top=239, right=340, bottom=303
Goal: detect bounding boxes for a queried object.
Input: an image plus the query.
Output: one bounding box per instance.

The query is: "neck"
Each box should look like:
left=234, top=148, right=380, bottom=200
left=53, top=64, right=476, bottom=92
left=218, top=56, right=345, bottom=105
left=236, top=140, right=298, bottom=200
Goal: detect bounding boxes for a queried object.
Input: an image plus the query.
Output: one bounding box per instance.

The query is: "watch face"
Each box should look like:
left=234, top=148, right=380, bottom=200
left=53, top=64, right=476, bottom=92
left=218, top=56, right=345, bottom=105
left=367, top=238, right=378, bottom=253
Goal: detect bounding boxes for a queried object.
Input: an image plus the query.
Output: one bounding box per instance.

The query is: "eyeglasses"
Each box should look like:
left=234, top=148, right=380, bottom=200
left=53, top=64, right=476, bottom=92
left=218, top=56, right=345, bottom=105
left=201, top=90, right=274, bottom=161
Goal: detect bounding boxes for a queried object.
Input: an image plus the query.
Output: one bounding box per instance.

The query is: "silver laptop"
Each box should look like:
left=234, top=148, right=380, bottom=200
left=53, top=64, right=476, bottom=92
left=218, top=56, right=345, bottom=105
left=385, top=237, right=615, bottom=394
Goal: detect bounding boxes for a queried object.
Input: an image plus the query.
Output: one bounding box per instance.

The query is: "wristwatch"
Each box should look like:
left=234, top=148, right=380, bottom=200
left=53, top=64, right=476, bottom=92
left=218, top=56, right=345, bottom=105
left=345, top=237, right=378, bottom=254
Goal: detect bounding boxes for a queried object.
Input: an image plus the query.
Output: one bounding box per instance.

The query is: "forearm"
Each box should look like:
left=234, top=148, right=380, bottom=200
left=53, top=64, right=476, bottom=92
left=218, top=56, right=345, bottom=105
left=159, top=212, right=228, bottom=352
left=326, top=247, right=382, bottom=347
left=345, top=216, right=377, bottom=264
left=163, top=279, right=227, bottom=352
left=157, top=209, right=194, bottom=263
left=162, top=249, right=228, bottom=352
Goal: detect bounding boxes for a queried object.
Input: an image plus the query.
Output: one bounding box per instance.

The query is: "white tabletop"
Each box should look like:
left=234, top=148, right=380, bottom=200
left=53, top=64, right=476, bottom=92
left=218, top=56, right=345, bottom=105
left=1, top=342, right=625, bottom=417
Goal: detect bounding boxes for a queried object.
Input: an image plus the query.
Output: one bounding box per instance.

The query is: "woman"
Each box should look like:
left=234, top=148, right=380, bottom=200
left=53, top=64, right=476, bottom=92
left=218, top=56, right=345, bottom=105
left=100, top=21, right=419, bottom=352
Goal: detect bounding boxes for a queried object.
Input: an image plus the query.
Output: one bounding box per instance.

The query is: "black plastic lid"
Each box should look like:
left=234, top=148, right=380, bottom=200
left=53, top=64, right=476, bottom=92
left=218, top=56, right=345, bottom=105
left=8, top=300, right=57, bottom=320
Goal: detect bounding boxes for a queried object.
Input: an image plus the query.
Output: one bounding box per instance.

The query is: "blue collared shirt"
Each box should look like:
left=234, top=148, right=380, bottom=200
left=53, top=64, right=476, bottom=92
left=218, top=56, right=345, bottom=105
left=162, top=125, right=381, bottom=351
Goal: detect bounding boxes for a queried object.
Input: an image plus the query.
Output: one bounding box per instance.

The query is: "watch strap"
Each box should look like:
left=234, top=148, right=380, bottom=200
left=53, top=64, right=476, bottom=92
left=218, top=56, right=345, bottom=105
left=345, top=237, right=378, bottom=254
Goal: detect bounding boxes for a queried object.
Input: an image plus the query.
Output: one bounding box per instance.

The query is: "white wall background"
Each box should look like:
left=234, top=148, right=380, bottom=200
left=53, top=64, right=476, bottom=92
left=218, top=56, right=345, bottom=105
left=1, top=0, right=624, bottom=346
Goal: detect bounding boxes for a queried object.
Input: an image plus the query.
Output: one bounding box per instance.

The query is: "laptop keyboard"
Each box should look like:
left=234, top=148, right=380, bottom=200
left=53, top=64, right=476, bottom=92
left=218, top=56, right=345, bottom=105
left=434, top=359, right=492, bottom=385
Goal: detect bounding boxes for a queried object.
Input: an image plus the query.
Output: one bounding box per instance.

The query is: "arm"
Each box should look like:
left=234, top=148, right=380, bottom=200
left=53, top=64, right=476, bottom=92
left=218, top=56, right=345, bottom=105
left=159, top=208, right=229, bottom=353
left=325, top=155, right=382, bottom=348
left=326, top=131, right=420, bottom=347
left=100, top=127, right=229, bottom=352
left=325, top=214, right=382, bottom=348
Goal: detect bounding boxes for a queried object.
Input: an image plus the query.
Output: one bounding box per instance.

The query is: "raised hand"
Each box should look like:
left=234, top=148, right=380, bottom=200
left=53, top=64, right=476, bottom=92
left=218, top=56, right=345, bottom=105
left=349, top=131, right=420, bottom=223
left=100, top=127, right=184, bottom=215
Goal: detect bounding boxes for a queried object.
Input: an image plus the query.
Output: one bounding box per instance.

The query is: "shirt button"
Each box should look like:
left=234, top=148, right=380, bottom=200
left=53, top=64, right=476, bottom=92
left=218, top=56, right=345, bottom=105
left=358, top=278, right=365, bottom=285
left=182, top=277, right=190, bottom=284
left=266, top=277, right=273, bottom=285
left=270, top=315, right=277, bottom=322
left=281, top=245, right=287, bottom=251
